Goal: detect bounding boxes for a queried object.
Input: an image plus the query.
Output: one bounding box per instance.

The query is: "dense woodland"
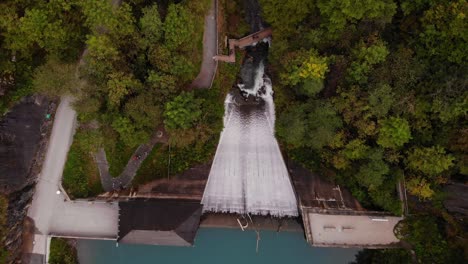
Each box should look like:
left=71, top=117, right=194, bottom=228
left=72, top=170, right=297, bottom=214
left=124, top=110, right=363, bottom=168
left=0, top=0, right=466, bottom=263
left=261, top=0, right=467, bottom=262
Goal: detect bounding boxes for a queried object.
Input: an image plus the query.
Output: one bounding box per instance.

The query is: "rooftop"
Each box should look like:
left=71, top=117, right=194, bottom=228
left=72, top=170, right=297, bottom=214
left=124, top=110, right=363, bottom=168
left=307, top=213, right=402, bottom=248
left=118, top=199, right=202, bottom=246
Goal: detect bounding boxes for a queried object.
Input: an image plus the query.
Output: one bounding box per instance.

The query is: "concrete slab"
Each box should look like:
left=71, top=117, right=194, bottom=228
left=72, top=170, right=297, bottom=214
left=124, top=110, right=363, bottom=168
left=307, top=213, right=402, bottom=247
left=50, top=201, right=118, bottom=239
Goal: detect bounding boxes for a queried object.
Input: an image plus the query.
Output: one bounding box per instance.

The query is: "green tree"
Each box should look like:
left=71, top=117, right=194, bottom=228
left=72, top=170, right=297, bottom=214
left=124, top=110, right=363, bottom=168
left=356, top=149, right=389, bottom=190
left=124, top=94, right=162, bottom=131
left=343, top=139, right=370, bottom=160
left=396, top=216, right=450, bottom=263
left=1, top=3, right=85, bottom=60
left=276, top=105, right=307, bottom=147
left=164, top=92, right=203, bottom=130
left=146, top=71, right=177, bottom=100
left=79, top=0, right=135, bottom=36
left=259, top=0, right=314, bottom=36
left=317, top=0, right=397, bottom=35
left=163, top=4, right=194, bottom=51
left=406, top=146, right=455, bottom=176
left=418, top=0, right=468, bottom=66
left=377, top=117, right=412, bottom=149
left=139, top=3, right=163, bottom=47
left=306, top=101, right=343, bottom=149
left=348, top=41, right=390, bottom=84
left=106, top=72, right=141, bottom=108
left=368, top=84, right=394, bottom=117
left=111, top=116, right=149, bottom=147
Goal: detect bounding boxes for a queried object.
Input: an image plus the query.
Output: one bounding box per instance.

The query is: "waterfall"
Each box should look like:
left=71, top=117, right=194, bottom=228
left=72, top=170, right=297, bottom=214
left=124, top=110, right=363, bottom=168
left=201, top=64, right=298, bottom=217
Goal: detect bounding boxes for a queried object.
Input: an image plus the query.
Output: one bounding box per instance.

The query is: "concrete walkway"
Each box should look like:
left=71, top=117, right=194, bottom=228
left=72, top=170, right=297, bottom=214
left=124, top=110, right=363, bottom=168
left=96, top=129, right=168, bottom=192
left=26, top=98, right=119, bottom=261
left=191, top=0, right=218, bottom=89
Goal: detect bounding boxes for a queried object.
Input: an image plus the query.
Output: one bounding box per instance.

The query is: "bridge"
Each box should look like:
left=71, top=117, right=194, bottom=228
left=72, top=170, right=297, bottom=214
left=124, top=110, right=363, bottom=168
left=214, top=28, right=272, bottom=63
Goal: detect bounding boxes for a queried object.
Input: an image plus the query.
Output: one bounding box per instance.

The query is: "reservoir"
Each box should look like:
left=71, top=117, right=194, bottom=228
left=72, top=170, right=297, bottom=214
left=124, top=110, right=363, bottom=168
left=77, top=228, right=358, bottom=264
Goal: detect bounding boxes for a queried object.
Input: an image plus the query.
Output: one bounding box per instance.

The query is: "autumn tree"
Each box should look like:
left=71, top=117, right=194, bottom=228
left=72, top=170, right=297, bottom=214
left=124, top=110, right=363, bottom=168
left=33, top=59, right=79, bottom=96
left=406, top=146, right=455, bottom=176
left=280, top=49, right=329, bottom=97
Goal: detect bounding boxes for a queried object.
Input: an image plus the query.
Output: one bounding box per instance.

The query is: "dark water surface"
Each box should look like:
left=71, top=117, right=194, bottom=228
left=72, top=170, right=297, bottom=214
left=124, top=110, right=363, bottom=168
left=78, top=228, right=358, bottom=264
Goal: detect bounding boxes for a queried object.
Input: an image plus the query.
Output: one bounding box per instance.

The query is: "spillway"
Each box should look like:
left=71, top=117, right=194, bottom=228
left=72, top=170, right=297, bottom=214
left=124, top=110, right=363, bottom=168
left=201, top=65, right=298, bottom=217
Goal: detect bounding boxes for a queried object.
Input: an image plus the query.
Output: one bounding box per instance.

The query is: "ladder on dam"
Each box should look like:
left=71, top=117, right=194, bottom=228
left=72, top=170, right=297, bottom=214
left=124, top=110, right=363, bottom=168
left=214, top=28, right=272, bottom=63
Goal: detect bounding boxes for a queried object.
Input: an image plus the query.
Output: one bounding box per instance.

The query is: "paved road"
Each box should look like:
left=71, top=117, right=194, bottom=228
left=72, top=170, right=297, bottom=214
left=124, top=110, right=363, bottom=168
left=191, top=0, right=218, bottom=89
left=26, top=98, right=118, bottom=260
left=96, top=129, right=168, bottom=192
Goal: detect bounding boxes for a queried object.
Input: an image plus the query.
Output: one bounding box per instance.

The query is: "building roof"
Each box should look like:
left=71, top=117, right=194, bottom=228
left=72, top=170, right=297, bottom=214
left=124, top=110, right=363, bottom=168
left=289, top=162, right=363, bottom=210
left=306, top=212, right=402, bottom=248
left=118, top=199, right=202, bottom=246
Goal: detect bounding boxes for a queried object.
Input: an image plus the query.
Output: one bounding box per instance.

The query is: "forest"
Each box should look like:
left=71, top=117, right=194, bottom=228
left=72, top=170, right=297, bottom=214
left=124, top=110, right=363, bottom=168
left=0, top=0, right=466, bottom=263
left=261, top=0, right=466, bottom=262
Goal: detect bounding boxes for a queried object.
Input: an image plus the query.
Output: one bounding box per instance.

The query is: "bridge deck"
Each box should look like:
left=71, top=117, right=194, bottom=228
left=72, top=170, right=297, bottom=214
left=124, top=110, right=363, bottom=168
left=214, top=28, right=272, bottom=63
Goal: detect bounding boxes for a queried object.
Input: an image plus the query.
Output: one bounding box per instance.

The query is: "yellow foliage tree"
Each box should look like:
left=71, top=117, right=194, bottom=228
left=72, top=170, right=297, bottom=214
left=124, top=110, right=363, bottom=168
left=407, top=177, right=434, bottom=200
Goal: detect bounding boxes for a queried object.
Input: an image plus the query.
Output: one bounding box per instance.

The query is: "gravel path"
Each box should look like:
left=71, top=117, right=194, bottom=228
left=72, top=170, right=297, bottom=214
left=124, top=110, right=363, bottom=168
left=191, top=0, right=218, bottom=89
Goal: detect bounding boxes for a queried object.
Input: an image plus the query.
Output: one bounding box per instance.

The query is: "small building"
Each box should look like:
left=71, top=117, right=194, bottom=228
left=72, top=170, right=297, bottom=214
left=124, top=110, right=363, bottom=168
left=118, top=199, right=202, bottom=246
left=289, top=162, right=402, bottom=248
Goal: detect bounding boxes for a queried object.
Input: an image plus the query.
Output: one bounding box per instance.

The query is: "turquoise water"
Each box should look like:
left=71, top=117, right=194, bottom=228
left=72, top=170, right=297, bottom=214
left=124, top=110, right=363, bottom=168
left=77, top=228, right=358, bottom=264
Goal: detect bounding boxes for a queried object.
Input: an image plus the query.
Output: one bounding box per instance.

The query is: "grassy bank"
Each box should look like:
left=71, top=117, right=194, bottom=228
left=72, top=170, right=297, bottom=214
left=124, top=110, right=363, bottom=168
left=49, top=238, right=78, bottom=264
left=62, top=129, right=103, bottom=199
left=101, top=126, right=137, bottom=177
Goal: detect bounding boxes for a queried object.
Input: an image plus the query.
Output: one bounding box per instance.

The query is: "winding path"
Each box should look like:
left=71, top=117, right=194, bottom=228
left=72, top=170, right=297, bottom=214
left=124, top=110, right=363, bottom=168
left=96, top=129, right=168, bottom=192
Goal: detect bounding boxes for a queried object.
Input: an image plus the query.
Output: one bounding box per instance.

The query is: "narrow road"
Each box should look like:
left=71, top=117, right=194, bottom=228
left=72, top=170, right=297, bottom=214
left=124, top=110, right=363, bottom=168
left=26, top=98, right=118, bottom=262
left=96, top=129, right=168, bottom=192
left=191, top=0, right=218, bottom=89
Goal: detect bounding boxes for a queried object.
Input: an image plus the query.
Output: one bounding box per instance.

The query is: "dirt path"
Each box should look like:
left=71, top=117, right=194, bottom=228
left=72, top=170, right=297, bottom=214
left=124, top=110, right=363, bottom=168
left=191, top=0, right=218, bottom=89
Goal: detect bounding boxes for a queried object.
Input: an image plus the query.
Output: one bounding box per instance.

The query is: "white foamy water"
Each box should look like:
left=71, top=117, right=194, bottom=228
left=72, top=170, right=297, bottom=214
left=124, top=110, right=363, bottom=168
left=202, top=66, right=298, bottom=217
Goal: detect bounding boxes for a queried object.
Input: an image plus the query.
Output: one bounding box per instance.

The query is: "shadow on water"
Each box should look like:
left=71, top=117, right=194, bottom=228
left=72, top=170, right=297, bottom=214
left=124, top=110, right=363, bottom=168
left=78, top=228, right=358, bottom=264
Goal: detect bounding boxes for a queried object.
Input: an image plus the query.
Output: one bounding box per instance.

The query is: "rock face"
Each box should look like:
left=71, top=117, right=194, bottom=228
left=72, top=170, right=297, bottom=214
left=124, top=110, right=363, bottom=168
left=0, top=96, right=50, bottom=194
left=444, top=183, right=468, bottom=217
left=0, top=96, right=56, bottom=263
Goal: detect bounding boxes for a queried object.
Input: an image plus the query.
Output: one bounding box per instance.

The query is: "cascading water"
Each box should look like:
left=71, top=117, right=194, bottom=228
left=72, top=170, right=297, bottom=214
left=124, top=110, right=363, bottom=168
left=201, top=43, right=298, bottom=217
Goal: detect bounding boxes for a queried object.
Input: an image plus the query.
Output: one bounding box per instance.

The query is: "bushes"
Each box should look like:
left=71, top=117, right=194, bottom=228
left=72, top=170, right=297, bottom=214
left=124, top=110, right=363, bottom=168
left=62, top=129, right=103, bottom=199
left=49, top=238, right=78, bottom=264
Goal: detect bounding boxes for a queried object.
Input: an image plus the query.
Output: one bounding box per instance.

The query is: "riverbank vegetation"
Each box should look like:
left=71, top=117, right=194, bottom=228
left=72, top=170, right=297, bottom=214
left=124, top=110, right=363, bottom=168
left=260, top=0, right=466, bottom=262
left=49, top=238, right=78, bottom=264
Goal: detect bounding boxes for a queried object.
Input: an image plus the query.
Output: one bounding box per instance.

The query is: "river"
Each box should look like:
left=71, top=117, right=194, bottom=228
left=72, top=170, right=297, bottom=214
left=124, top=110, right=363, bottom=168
left=77, top=228, right=358, bottom=264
